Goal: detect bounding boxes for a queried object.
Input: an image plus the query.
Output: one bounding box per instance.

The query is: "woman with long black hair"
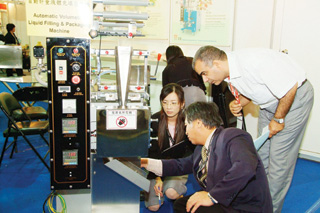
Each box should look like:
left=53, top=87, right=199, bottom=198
left=144, top=83, right=194, bottom=211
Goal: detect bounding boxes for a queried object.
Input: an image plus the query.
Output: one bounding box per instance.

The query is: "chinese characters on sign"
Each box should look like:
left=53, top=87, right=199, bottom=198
left=106, top=110, right=137, bottom=130
left=26, top=0, right=92, bottom=38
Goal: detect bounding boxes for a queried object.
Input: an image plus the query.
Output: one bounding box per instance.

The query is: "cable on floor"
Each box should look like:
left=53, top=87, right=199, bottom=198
left=42, top=190, right=67, bottom=213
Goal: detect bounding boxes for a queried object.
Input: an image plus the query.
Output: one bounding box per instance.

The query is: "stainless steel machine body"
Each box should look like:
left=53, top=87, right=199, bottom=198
left=90, top=46, right=151, bottom=212
left=0, top=45, right=22, bottom=69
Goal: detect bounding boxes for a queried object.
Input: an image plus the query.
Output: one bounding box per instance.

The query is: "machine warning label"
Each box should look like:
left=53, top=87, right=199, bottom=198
left=116, top=116, right=128, bottom=128
left=106, top=110, right=137, bottom=130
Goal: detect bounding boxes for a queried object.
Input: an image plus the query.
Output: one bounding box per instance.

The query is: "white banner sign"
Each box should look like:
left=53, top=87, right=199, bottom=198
left=26, top=0, right=92, bottom=38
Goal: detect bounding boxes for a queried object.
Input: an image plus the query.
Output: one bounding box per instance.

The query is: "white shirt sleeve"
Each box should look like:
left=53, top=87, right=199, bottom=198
left=146, top=159, right=163, bottom=177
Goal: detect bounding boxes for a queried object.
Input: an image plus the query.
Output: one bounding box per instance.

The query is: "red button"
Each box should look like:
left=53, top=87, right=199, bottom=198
left=137, top=86, right=141, bottom=90
left=73, top=48, right=79, bottom=54
left=71, top=76, right=81, bottom=84
left=139, top=51, right=142, bottom=55
left=105, top=51, right=109, bottom=54
left=104, top=86, right=108, bottom=90
left=128, top=32, right=133, bottom=37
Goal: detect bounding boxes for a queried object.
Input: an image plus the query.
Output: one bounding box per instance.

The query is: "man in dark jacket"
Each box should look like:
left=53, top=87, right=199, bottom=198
left=142, top=102, right=272, bottom=212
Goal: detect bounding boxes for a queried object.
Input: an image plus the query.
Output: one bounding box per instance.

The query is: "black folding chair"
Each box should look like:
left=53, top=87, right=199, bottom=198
left=0, top=92, right=49, bottom=171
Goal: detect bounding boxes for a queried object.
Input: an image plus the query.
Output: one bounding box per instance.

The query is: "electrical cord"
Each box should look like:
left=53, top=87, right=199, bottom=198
left=43, top=192, right=52, bottom=213
left=42, top=191, right=67, bottom=213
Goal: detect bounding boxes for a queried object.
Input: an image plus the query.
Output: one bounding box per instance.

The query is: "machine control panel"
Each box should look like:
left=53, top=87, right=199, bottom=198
left=47, top=38, right=90, bottom=190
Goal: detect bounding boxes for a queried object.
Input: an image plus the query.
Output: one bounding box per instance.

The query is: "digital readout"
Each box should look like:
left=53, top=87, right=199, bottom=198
left=62, top=149, right=78, bottom=166
left=62, top=118, right=77, bottom=134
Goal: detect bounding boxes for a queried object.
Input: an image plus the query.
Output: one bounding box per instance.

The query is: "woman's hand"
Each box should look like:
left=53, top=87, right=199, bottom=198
left=154, top=177, right=163, bottom=197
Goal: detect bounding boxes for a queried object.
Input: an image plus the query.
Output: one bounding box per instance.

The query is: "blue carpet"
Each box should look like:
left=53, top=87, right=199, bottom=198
left=0, top=133, right=51, bottom=213
left=282, top=159, right=320, bottom=213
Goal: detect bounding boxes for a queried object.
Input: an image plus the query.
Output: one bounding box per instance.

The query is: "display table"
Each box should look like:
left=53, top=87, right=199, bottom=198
left=0, top=74, right=36, bottom=93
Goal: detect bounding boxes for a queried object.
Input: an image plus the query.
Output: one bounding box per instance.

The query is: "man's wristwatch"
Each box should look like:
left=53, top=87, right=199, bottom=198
left=208, top=193, right=217, bottom=204
left=273, top=117, right=284, bottom=124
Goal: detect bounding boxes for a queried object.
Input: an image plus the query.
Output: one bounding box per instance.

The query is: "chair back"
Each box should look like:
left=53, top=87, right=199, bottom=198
left=0, top=92, right=22, bottom=116
left=13, top=87, right=48, bottom=102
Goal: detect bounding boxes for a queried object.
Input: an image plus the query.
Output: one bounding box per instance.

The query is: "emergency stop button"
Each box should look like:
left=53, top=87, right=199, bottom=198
left=71, top=75, right=81, bottom=84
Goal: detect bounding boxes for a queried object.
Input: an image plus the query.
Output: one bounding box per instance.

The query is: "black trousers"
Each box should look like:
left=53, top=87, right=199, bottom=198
left=173, top=194, right=225, bottom=213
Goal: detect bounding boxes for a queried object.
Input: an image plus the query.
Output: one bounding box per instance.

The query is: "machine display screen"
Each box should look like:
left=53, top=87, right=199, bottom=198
left=62, top=118, right=77, bottom=134
left=62, top=149, right=78, bottom=166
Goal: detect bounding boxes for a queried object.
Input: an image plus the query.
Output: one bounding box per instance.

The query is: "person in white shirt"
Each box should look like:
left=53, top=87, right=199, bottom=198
left=192, top=46, right=314, bottom=212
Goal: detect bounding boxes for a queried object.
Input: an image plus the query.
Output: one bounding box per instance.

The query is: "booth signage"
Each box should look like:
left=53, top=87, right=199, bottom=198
left=26, top=0, right=92, bottom=38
